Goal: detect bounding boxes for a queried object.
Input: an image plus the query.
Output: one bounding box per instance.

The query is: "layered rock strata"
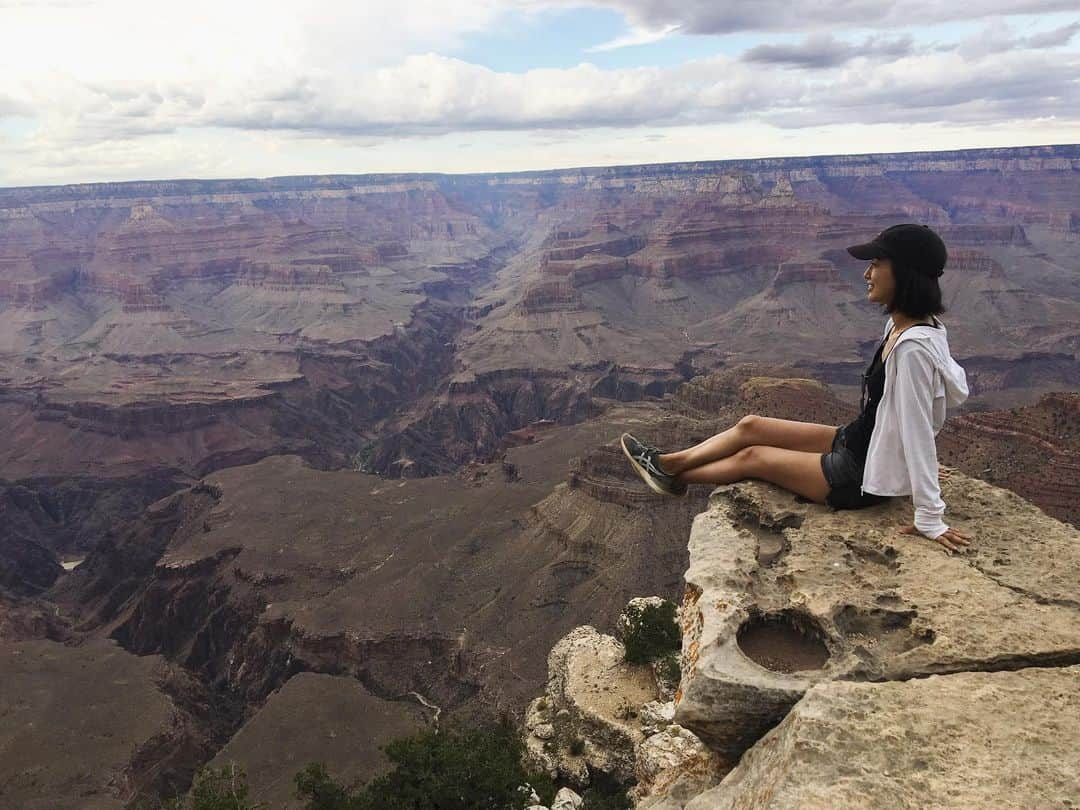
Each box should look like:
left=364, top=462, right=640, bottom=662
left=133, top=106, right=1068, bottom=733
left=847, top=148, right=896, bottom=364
left=937, top=390, right=1080, bottom=526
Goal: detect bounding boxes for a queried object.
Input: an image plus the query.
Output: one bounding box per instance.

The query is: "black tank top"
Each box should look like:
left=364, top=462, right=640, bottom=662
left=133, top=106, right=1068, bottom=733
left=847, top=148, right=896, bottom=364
left=843, top=320, right=939, bottom=463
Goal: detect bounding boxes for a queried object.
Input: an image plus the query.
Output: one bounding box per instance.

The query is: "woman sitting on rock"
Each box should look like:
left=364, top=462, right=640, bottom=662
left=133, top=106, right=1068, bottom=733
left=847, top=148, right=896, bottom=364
left=621, top=223, right=973, bottom=555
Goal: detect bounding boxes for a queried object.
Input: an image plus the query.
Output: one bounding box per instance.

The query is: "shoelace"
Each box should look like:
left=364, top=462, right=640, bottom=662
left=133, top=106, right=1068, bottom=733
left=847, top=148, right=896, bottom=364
left=640, top=450, right=671, bottom=480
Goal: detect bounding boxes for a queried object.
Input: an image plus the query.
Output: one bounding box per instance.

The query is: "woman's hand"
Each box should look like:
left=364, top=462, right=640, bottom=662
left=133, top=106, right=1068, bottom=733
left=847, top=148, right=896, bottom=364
left=899, top=523, right=972, bottom=555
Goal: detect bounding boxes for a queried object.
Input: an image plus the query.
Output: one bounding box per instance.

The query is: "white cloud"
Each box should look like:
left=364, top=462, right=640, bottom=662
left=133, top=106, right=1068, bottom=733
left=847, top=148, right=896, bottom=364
left=27, top=44, right=1074, bottom=140
left=0, top=0, right=1077, bottom=185
left=949, top=17, right=1080, bottom=59
left=544, top=0, right=1080, bottom=36
left=0, top=0, right=507, bottom=78
left=585, top=22, right=681, bottom=52
left=741, top=32, right=914, bottom=68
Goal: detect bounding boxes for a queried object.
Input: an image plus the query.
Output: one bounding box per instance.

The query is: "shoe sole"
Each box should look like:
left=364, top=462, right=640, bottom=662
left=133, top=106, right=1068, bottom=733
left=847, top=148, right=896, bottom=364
left=620, top=434, right=684, bottom=498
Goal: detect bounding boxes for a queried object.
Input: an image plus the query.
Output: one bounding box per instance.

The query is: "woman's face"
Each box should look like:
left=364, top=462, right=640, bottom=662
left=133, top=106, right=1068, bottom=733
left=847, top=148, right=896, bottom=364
left=863, top=256, right=895, bottom=309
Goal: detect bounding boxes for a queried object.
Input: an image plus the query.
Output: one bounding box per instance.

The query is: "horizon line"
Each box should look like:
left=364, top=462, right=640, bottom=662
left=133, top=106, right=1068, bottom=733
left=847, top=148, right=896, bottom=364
left=1, top=140, right=1077, bottom=195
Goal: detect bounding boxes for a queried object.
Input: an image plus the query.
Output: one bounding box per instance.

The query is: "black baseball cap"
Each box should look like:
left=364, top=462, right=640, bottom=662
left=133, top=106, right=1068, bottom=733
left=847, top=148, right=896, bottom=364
left=846, top=223, right=947, bottom=278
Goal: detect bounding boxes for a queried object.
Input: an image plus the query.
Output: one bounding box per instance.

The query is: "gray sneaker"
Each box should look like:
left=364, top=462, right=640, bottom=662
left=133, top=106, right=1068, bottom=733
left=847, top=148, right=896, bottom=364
left=620, top=433, right=687, bottom=497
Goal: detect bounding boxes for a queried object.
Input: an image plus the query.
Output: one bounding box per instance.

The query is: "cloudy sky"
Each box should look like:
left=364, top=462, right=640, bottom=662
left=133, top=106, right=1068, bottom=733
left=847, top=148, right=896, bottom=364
left=0, top=1, right=1077, bottom=187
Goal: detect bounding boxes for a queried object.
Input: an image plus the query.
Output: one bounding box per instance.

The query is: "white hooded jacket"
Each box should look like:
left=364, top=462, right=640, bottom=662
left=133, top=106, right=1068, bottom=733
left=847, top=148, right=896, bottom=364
left=861, top=314, right=970, bottom=540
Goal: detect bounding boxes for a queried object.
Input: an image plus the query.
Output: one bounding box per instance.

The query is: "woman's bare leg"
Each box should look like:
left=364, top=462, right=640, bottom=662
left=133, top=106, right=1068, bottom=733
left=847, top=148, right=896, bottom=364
left=659, top=414, right=837, bottom=475
left=675, top=444, right=832, bottom=505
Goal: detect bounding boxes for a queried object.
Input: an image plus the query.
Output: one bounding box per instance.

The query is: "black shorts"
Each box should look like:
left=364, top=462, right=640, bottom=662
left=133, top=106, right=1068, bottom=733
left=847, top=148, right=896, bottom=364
left=820, top=426, right=891, bottom=510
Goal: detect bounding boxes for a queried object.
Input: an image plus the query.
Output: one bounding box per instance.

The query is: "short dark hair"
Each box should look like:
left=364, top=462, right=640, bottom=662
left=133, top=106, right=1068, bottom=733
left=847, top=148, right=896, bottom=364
left=887, top=258, right=946, bottom=320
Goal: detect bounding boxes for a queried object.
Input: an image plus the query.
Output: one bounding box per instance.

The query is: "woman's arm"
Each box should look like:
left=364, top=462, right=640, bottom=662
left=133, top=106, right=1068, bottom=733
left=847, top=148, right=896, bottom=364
left=892, top=343, right=950, bottom=540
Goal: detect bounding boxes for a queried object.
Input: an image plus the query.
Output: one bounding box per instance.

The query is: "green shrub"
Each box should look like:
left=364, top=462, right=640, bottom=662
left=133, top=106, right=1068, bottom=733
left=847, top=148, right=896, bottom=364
left=580, top=772, right=633, bottom=810
left=293, top=763, right=360, bottom=810
left=622, top=601, right=680, bottom=665
left=157, top=763, right=266, bottom=810
left=582, top=787, right=633, bottom=810
left=568, top=736, right=586, bottom=757
left=353, top=441, right=377, bottom=473
left=292, top=719, right=556, bottom=810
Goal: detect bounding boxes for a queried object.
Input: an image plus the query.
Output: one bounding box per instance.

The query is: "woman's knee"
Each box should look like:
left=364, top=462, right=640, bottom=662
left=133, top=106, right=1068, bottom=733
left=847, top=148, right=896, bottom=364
left=731, top=444, right=760, bottom=471
left=736, top=414, right=760, bottom=436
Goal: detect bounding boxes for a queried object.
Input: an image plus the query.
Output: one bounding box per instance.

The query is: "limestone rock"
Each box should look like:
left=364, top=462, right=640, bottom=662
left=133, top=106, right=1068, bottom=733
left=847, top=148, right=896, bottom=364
left=638, top=699, right=675, bottom=736
left=522, top=625, right=659, bottom=787
left=533, top=722, right=556, bottom=740
left=551, top=786, right=584, bottom=809
left=651, top=656, right=681, bottom=703
left=634, top=724, right=726, bottom=807
left=684, top=666, right=1080, bottom=809
left=673, top=473, right=1080, bottom=757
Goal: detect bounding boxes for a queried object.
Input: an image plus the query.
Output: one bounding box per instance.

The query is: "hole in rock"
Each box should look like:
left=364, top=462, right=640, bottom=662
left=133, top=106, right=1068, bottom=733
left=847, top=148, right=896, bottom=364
left=736, top=609, right=830, bottom=673
left=833, top=605, right=933, bottom=654
left=756, top=535, right=785, bottom=566
left=733, top=511, right=797, bottom=567
left=843, top=540, right=899, bottom=570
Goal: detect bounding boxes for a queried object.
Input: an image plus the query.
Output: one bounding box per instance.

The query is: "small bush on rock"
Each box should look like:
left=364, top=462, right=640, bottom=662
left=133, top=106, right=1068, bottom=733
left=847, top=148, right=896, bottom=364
left=622, top=601, right=680, bottom=665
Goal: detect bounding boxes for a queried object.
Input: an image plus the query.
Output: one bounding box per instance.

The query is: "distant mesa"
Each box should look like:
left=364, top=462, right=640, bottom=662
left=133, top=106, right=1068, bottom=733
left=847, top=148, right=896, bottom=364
left=941, top=223, right=1030, bottom=246
left=0, top=274, right=63, bottom=308
left=568, top=443, right=674, bottom=507
left=944, top=247, right=1006, bottom=277
left=516, top=279, right=584, bottom=315
left=541, top=252, right=629, bottom=286
left=122, top=285, right=172, bottom=313
left=766, top=260, right=847, bottom=296
left=233, top=262, right=346, bottom=292
left=543, top=222, right=646, bottom=263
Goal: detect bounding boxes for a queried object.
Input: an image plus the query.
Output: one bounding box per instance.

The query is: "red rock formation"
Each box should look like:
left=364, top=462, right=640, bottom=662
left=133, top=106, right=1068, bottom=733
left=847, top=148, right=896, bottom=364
left=670, top=366, right=857, bottom=427
left=122, top=284, right=172, bottom=313
left=542, top=252, right=627, bottom=280
left=766, top=261, right=849, bottom=296
left=233, top=262, right=344, bottom=292
left=568, top=444, right=672, bottom=507
left=517, top=279, right=583, bottom=315
left=0, top=143, right=1076, bottom=495
left=543, top=223, right=646, bottom=262
left=938, top=391, right=1080, bottom=527
left=0, top=274, right=64, bottom=307
left=945, top=248, right=1006, bottom=276
left=941, top=223, right=1030, bottom=246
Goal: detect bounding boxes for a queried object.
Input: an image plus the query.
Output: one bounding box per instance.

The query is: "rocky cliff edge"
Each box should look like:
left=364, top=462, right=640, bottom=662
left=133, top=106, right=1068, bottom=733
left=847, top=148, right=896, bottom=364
left=525, top=468, right=1080, bottom=808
